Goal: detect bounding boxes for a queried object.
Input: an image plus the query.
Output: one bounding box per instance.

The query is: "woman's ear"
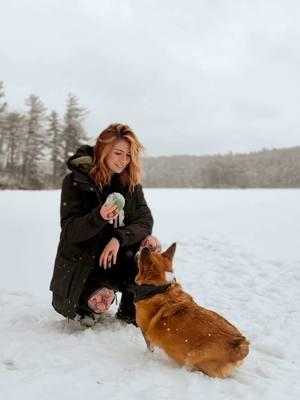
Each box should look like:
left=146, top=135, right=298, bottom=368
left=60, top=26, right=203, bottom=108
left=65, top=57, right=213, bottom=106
left=162, top=243, right=176, bottom=261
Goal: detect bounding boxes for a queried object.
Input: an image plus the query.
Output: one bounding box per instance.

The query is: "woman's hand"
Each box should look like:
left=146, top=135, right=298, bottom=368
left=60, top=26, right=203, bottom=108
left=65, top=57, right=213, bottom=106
left=139, top=235, right=161, bottom=253
left=100, top=204, right=120, bottom=221
left=99, top=238, right=120, bottom=269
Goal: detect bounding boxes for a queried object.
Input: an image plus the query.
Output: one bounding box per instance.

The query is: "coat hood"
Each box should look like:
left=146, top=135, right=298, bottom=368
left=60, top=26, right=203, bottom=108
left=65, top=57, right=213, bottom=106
left=67, top=145, right=94, bottom=175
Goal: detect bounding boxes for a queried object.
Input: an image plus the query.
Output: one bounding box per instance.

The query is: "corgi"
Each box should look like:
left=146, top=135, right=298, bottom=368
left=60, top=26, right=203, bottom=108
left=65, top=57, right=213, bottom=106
left=134, top=243, right=249, bottom=378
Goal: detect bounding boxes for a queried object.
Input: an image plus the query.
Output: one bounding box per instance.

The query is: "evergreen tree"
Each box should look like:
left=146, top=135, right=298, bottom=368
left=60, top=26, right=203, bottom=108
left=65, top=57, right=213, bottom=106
left=47, top=111, right=64, bottom=184
left=22, top=95, right=46, bottom=187
left=62, top=94, right=88, bottom=173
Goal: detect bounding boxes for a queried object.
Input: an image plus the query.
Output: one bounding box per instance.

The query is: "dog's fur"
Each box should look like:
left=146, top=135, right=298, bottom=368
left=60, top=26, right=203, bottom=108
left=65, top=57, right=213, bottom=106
left=135, top=243, right=249, bottom=378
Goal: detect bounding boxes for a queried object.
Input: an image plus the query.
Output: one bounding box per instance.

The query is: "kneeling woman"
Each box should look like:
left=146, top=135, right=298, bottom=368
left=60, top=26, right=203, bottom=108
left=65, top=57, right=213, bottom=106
left=50, top=123, right=159, bottom=325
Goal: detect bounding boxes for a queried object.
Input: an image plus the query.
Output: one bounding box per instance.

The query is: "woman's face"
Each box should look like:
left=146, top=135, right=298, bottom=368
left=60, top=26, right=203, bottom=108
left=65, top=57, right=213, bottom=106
left=105, top=139, right=131, bottom=174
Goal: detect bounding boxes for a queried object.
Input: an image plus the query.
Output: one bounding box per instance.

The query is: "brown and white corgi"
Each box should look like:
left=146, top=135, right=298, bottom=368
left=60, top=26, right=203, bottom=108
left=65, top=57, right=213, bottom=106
left=134, top=243, right=249, bottom=378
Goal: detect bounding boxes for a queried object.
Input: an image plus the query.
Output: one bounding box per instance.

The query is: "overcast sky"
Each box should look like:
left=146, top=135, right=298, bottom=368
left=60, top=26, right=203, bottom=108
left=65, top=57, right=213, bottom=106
left=1, top=0, right=300, bottom=156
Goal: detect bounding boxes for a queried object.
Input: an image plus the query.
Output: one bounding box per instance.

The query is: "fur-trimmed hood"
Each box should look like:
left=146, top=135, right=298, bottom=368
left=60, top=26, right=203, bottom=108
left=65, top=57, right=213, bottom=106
left=67, top=145, right=94, bottom=175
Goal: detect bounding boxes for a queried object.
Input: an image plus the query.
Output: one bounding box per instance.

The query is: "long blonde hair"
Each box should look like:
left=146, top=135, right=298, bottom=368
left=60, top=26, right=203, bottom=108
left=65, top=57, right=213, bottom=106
left=89, top=123, right=144, bottom=192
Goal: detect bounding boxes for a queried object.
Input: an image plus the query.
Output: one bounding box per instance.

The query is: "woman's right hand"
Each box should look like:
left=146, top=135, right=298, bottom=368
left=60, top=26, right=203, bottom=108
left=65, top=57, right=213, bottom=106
left=99, top=204, right=120, bottom=221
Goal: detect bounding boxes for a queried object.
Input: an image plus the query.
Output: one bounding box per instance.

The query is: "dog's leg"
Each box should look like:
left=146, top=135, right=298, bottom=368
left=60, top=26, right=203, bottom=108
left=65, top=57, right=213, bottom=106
left=140, top=328, right=154, bottom=352
left=146, top=339, right=154, bottom=353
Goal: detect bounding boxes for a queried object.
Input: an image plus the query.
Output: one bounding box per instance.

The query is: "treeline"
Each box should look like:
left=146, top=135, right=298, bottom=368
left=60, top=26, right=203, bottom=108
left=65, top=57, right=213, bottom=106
left=0, top=81, right=88, bottom=189
left=0, top=80, right=299, bottom=189
left=142, top=147, right=300, bottom=188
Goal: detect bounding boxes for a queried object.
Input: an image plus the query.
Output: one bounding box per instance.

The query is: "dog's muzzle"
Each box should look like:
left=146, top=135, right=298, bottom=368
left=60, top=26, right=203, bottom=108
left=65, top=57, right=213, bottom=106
left=135, top=245, right=157, bottom=262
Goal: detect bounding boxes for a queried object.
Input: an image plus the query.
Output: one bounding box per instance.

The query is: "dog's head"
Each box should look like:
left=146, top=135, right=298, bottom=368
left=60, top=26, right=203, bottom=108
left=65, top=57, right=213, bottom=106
left=135, top=243, right=177, bottom=286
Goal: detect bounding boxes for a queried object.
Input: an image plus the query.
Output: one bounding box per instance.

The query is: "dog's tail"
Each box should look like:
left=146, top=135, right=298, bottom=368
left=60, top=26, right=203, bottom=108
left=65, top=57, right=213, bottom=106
left=231, top=336, right=250, bottom=360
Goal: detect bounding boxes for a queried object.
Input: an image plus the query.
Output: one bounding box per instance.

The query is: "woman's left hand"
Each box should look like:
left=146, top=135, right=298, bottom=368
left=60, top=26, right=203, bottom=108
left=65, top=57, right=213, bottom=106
left=99, top=238, right=120, bottom=269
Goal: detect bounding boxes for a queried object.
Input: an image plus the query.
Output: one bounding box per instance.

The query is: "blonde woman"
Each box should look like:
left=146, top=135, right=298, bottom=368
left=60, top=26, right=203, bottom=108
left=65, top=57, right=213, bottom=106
left=50, top=123, right=160, bottom=325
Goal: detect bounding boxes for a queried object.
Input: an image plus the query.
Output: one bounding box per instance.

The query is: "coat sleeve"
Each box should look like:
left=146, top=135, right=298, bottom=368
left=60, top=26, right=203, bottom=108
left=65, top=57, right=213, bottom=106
left=113, top=184, right=153, bottom=247
left=60, top=174, right=107, bottom=243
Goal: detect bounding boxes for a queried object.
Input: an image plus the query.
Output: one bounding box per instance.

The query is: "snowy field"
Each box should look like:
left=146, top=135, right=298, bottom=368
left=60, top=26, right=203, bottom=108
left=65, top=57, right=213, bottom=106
left=0, top=189, right=300, bottom=400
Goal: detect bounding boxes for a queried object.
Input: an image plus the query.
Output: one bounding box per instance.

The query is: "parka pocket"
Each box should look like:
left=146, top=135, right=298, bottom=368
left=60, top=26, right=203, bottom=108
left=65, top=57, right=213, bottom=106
left=49, top=256, right=78, bottom=299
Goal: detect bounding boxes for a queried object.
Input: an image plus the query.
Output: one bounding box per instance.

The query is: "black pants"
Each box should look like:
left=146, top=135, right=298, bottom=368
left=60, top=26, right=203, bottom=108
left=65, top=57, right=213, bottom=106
left=77, top=244, right=139, bottom=316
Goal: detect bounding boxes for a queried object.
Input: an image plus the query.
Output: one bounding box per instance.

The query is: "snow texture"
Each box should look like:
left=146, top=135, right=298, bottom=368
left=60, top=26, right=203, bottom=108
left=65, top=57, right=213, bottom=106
left=0, top=189, right=299, bottom=399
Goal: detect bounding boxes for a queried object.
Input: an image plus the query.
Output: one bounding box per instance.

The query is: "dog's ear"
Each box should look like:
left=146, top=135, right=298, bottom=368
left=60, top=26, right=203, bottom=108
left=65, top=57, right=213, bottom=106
left=163, top=242, right=176, bottom=261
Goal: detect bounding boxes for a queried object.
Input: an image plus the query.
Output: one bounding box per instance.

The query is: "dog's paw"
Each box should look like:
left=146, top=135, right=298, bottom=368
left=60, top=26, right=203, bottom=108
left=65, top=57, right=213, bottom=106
left=147, top=343, right=155, bottom=352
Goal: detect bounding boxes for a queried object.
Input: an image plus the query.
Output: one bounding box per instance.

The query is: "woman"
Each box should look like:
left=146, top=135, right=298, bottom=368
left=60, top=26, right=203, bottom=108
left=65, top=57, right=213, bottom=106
left=50, top=123, right=160, bottom=325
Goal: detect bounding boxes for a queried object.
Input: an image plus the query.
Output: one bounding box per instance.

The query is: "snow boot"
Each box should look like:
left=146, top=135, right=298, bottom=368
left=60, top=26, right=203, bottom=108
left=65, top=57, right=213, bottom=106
left=115, top=291, right=137, bottom=326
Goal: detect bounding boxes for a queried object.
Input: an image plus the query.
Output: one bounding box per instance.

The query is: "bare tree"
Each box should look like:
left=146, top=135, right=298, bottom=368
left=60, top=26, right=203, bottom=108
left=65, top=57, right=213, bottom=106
left=0, top=81, right=7, bottom=170
left=6, top=112, right=25, bottom=179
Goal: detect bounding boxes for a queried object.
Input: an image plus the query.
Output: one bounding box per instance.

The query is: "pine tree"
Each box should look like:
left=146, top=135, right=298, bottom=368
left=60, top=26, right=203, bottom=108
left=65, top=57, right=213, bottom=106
left=22, top=95, right=46, bottom=187
left=62, top=94, right=88, bottom=173
left=47, top=111, right=64, bottom=185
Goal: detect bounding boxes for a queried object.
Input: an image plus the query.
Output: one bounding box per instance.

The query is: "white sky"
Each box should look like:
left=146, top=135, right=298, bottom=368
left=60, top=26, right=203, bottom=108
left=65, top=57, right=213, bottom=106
left=1, top=0, right=300, bottom=156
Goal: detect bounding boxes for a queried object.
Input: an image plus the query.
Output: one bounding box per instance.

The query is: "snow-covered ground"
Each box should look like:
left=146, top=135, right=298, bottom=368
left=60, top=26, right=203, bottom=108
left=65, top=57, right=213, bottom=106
left=1, top=189, right=299, bottom=399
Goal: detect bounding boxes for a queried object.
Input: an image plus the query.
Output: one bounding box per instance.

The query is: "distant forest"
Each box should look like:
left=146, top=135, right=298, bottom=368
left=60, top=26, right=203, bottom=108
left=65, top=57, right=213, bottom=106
left=142, top=147, right=300, bottom=188
left=0, top=81, right=299, bottom=189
